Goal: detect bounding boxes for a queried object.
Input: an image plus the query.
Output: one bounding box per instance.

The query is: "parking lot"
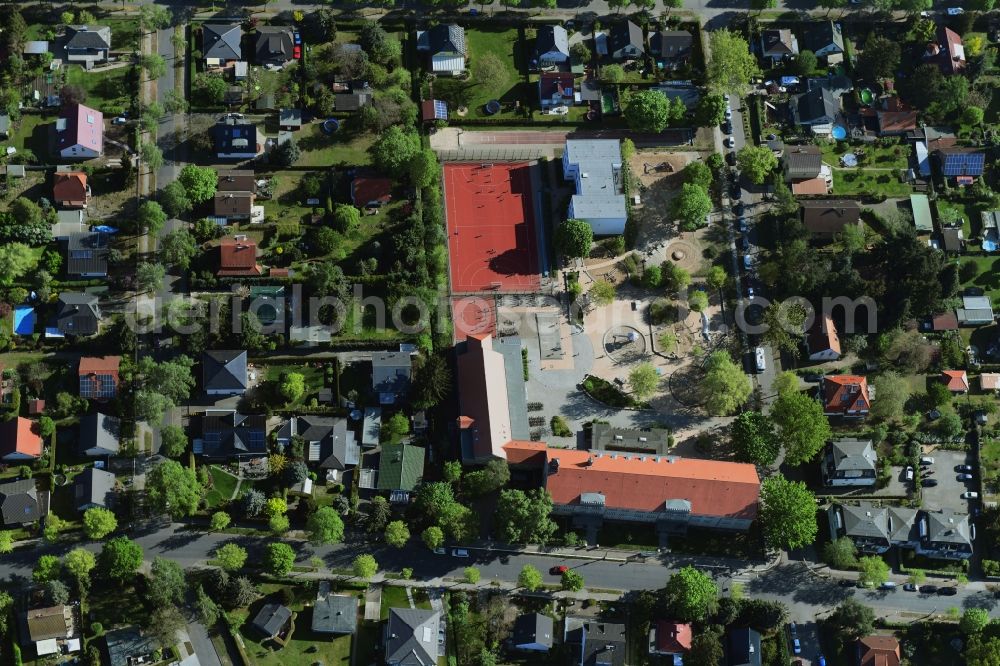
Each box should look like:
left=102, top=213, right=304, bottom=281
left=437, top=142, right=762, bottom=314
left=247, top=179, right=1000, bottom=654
left=918, top=448, right=977, bottom=514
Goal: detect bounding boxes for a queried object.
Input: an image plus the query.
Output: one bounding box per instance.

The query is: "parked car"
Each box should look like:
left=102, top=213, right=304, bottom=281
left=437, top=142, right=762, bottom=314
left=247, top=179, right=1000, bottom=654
left=433, top=547, right=447, bottom=555
left=731, top=184, right=743, bottom=199
left=293, top=32, right=302, bottom=45
left=293, top=45, right=302, bottom=59
left=734, top=202, right=745, bottom=215
left=958, top=473, right=974, bottom=481
left=921, top=479, right=938, bottom=487
left=903, top=583, right=919, bottom=591
left=738, top=217, right=748, bottom=232
left=726, top=151, right=737, bottom=166
left=792, top=638, right=801, bottom=655
left=956, top=464, right=973, bottom=472
left=802, top=373, right=823, bottom=383
left=112, top=116, right=128, bottom=125
left=740, top=235, right=750, bottom=251
left=962, top=491, right=979, bottom=499
left=920, top=585, right=938, bottom=594
left=880, top=582, right=897, bottom=590
left=725, top=136, right=735, bottom=148
left=755, top=347, right=767, bottom=373
left=452, top=548, right=470, bottom=557
left=743, top=255, right=754, bottom=270
left=550, top=565, right=568, bottom=575
left=722, top=120, right=733, bottom=134
left=937, top=587, right=958, bottom=596
left=947, top=7, right=965, bottom=14
left=725, top=106, right=733, bottom=120
left=905, top=466, right=914, bottom=481
left=920, top=456, right=935, bottom=465
left=746, top=285, right=755, bottom=298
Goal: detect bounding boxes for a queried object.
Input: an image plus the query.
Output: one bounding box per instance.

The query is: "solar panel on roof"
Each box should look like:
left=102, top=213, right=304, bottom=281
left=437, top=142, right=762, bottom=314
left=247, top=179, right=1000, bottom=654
left=433, top=100, right=448, bottom=119
left=943, top=152, right=985, bottom=176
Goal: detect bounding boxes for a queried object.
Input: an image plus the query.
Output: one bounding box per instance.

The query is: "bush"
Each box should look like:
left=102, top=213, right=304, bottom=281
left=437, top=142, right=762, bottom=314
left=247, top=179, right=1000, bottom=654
left=649, top=299, right=679, bottom=325
left=982, top=559, right=1000, bottom=577
left=551, top=415, right=572, bottom=437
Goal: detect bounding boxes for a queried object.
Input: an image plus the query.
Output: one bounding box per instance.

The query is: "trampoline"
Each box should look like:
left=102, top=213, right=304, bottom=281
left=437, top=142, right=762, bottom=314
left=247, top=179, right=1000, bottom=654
left=13, top=306, right=34, bottom=335
left=984, top=240, right=998, bottom=252
left=484, top=100, right=501, bottom=115
left=859, top=88, right=874, bottom=105
left=322, top=118, right=340, bottom=134
left=841, top=153, right=858, bottom=167
left=831, top=125, right=847, bottom=140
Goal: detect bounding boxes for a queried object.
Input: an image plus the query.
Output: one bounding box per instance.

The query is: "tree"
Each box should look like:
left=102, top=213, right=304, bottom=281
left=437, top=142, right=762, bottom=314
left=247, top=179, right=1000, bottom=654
left=179, top=166, right=218, bottom=203
left=961, top=607, right=990, bottom=634
left=823, top=537, right=858, bottom=569
left=409, top=150, right=438, bottom=189
left=857, top=35, right=900, bottom=82
left=707, top=30, right=760, bottom=96
left=138, top=356, right=196, bottom=404
left=870, top=372, right=909, bottom=423
left=83, top=507, right=118, bottom=540
left=737, top=145, right=778, bottom=185
left=962, top=106, right=985, bottom=127
left=687, top=627, right=725, bottom=666
left=464, top=567, right=481, bottom=585
left=696, top=94, right=728, bottom=127
left=147, top=557, right=186, bottom=607
left=463, top=459, right=510, bottom=496
left=370, top=126, right=420, bottom=177
left=307, top=507, right=345, bottom=544
left=624, top=90, right=670, bottom=133
left=43, top=514, right=65, bottom=543
left=210, top=512, right=231, bottom=531
left=149, top=605, right=186, bottom=649
left=495, top=488, right=558, bottom=544
left=966, top=635, right=1000, bottom=664
left=857, top=556, right=890, bottom=588
left=46, top=579, right=70, bottom=606
left=264, top=542, right=296, bottom=575
left=385, top=521, right=410, bottom=548
left=561, top=569, right=585, bottom=591
left=160, top=181, right=192, bottom=218
left=141, top=53, right=166, bottom=80
left=688, top=290, right=709, bottom=313
left=703, top=351, right=752, bottom=415
left=759, top=476, right=817, bottom=549
left=136, top=262, right=166, bottom=293
left=673, top=183, right=712, bottom=231
left=473, top=53, right=509, bottom=89
left=554, top=219, right=594, bottom=258
left=146, top=460, right=202, bottom=519
left=795, top=50, right=818, bottom=76
left=518, top=564, right=543, bottom=591
left=628, top=363, right=660, bottom=400
left=159, top=425, right=188, bottom=458
left=193, top=72, right=227, bottom=105
left=0, top=531, right=11, bottom=554
left=160, top=230, right=198, bottom=270
left=771, top=389, right=832, bottom=465
left=590, top=279, right=616, bottom=306
left=570, top=41, right=591, bottom=64
left=100, top=537, right=143, bottom=581
left=932, top=410, right=964, bottom=441
left=141, top=141, right=164, bottom=171
left=683, top=161, right=714, bottom=190
left=0, top=243, right=34, bottom=285
left=602, top=64, right=625, bottom=83
left=64, top=548, right=96, bottom=582
left=138, top=4, right=172, bottom=31
left=33, top=555, right=61, bottom=583
left=279, top=372, right=306, bottom=403
left=11, top=198, right=43, bottom=227
left=195, top=584, right=220, bottom=627
left=353, top=554, right=378, bottom=579
left=422, top=526, right=445, bottom=550
left=414, top=355, right=452, bottom=409
left=242, top=489, right=265, bottom=517
left=215, top=543, right=248, bottom=571
left=366, top=496, right=391, bottom=533
left=272, top=140, right=300, bottom=167
left=664, top=566, right=718, bottom=622
left=164, top=90, right=188, bottom=114
left=731, top=411, right=780, bottom=465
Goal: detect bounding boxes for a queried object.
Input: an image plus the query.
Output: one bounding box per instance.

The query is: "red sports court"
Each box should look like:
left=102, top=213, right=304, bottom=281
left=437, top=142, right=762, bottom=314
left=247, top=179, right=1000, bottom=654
left=444, top=162, right=542, bottom=294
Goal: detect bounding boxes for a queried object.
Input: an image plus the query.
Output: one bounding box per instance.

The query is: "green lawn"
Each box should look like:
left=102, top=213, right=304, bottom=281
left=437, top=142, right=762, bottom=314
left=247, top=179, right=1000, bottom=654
left=831, top=168, right=913, bottom=197
left=259, top=171, right=323, bottom=227
left=957, top=255, right=1000, bottom=303
left=936, top=199, right=976, bottom=238
left=261, top=363, right=326, bottom=409
left=432, top=27, right=526, bottom=120
left=4, top=115, right=52, bottom=162
left=65, top=64, right=134, bottom=115
left=295, top=122, right=374, bottom=168
left=819, top=141, right=911, bottom=170
left=241, top=608, right=352, bottom=666
left=982, top=437, right=1000, bottom=501
left=380, top=585, right=411, bottom=620
left=205, top=465, right=239, bottom=508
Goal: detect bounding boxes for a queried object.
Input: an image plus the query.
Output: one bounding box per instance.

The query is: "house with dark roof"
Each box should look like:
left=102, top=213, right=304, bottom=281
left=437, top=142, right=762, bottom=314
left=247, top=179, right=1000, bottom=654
left=255, top=27, right=294, bottom=67
left=822, top=438, right=877, bottom=487
left=539, top=72, right=576, bottom=109
left=334, top=91, right=371, bottom=112
left=217, top=237, right=262, bottom=277
left=565, top=617, right=626, bottom=666
left=937, top=148, right=984, bottom=185
left=251, top=603, right=292, bottom=641
left=942, top=225, right=964, bottom=254
left=203, top=23, right=242, bottom=66
left=79, top=356, right=120, bottom=400
left=783, top=145, right=830, bottom=196
left=55, top=293, right=101, bottom=337
left=649, top=620, right=691, bottom=658
left=607, top=21, right=644, bottom=60
left=956, top=294, right=994, bottom=326
left=918, top=508, right=973, bottom=559
left=651, top=31, right=693, bottom=69
left=377, top=442, right=425, bottom=492
left=203, top=350, right=248, bottom=396
left=57, top=104, right=103, bottom=159
left=0, top=418, right=43, bottom=462
left=74, top=466, right=116, bottom=511
left=78, top=413, right=120, bottom=457
left=533, top=25, right=569, bottom=69
left=279, top=108, right=302, bottom=131
left=105, top=627, right=159, bottom=666
left=807, top=313, right=841, bottom=361
left=0, top=478, right=42, bottom=525
left=942, top=370, right=969, bottom=393
left=760, top=29, right=798, bottom=62
left=857, top=636, right=901, bottom=666
left=512, top=613, right=553, bottom=652
left=925, top=26, right=966, bottom=74
left=386, top=608, right=441, bottom=666
left=198, top=409, right=267, bottom=460
left=214, top=118, right=261, bottom=159
left=214, top=191, right=254, bottom=221
left=801, top=21, right=844, bottom=60
left=921, top=311, right=959, bottom=332
left=65, top=25, right=111, bottom=64
left=217, top=169, right=255, bottom=193
left=800, top=200, right=862, bottom=240
left=372, top=351, right=412, bottom=404
left=793, top=87, right=839, bottom=129
left=53, top=172, right=90, bottom=208
left=822, top=374, right=870, bottom=418
left=276, top=416, right=358, bottom=476
left=829, top=502, right=918, bottom=553
left=312, top=582, right=357, bottom=635
left=65, top=231, right=109, bottom=277
left=727, top=627, right=762, bottom=666
left=22, top=604, right=75, bottom=653
left=416, top=24, right=467, bottom=75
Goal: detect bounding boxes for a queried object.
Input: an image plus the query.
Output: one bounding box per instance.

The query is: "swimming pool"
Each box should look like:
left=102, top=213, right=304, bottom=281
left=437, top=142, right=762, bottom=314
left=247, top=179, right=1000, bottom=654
left=831, top=125, right=847, bottom=140
left=13, top=306, right=34, bottom=335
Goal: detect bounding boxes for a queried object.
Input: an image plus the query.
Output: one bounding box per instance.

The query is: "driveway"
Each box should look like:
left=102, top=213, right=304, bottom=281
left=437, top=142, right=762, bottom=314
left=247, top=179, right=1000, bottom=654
left=920, top=448, right=976, bottom=514
left=186, top=621, right=223, bottom=666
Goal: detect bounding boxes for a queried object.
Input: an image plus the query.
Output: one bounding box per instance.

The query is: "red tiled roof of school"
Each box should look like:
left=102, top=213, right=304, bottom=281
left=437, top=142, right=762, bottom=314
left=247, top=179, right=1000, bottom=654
left=502, top=440, right=547, bottom=465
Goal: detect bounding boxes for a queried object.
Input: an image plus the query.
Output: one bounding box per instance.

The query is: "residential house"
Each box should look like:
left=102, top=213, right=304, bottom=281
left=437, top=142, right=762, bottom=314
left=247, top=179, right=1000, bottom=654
left=385, top=608, right=441, bottom=666
left=783, top=145, right=831, bottom=195
left=876, top=97, right=918, bottom=136
left=649, top=620, right=691, bottom=658
left=105, top=627, right=159, bottom=666
left=65, top=25, right=111, bottom=65
left=311, top=582, right=357, bottom=635
left=793, top=87, right=839, bottom=131
left=55, top=293, right=101, bottom=337
left=203, top=23, right=242, bottom=67
left=942, top=370, right=970, bottom=393
left=278, top=108, right=302, bottom=131
left=761, top=29, right=798, bottom=62
left=981, top=373, right=1000, bottom=392
left=938, top=148, right=985, bottom=185
left=372, top=351, right=412, bottom=404
left=202, top=350, right=249, bottom=396
left=956, top=294, right=994, bottom=326
left=351, top=177, right=393, bottom=208
left=416, top=24, right=467, bottom=75
left=539, top=72, right=576, bottom=109
left=504, top=442, right=760, bottom=539
left=197, top=409, right=267, bottom=460
left=727, top=627, right=762, bottom=666
left=942, top=226, right=965, bottom=254
left=925, top=26, right=966, bottom=74
left=533, top=25, right=570, bottom=69
left=255, top=27, right=294, bottom=67
left=828, top=502, right=918, bottom=554
left=65, top=231, right=109, bottom=277
left=0, top=418, right=42, bottom=462
left=79, top=356, right=120, bottom=400
left=214, top=118, right=261, bottom=159
left=53, top=172, right=90, bottom=208
left=651, top=30, right=694, bottom=70
left=920, top=312, right=959, bottom=331
left=251, top=603, right=292, bottom=641
left=800, top=200, right=862, bottom=240
left=217, top=236, right=262, bottom=277
left=456, top=334, right=531, bottom=463
left=918, top=508, right=974, bottom=560
left=362, top=407, right=381, bottom=449
left=822, top=375, right=871, bottom=418
left=421, top=99, right=448, bottom=123
left=213, top=191, right=254, bottom=221
left=276, top=416, right=358, bottom=479
left=22, top=605, right=75, bottom=655
left=57, top=104, right=103, bottom=159
left=512, top=613, right=553, bottom=652
left=78, top=413, right=120, bottom=457
left=563, top=139, right=627, bottom=235
left=565, top=617, right=626, bottom=666
left=0, top=478, right=43, bottom=525
left=822, top=438, right=877, bottom=487
left=377, top=442, right=425, bottom=493
left=801, top=21, right=844, bottom=62
left=607, top=21, right=644, bottom=60
left=74, top=466, right=116, bottom=511
left=911, top=194, right=934, bottom=234
left=807, top=313, right=841, bottom=361
left=335, top=91, right=372, bottom=112
left=857, top=636, right=901, bottom=666
left=590, top=423, right=672, bottom=455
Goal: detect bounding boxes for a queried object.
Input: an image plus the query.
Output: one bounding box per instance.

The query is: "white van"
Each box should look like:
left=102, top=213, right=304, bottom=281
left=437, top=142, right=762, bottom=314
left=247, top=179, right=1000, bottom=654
left=755, top=347, right=766, bottom=373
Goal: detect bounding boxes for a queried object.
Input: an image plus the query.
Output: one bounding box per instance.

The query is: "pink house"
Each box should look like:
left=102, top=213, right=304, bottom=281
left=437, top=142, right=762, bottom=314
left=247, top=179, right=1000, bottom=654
left=58, top=104, right=103, bottom=159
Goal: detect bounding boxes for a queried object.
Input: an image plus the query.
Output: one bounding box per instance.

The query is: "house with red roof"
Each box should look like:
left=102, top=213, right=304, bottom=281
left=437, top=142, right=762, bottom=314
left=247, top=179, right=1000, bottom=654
left=79, top=356, right=120, bottom=400
left=57, top=103, right=103, bottom=159
left=942, top=370, right=969, bottom=393
left=806, top=313, right=841, bottom=361
left=53, top=172, right=90, bottom=208
left=538, top=72, right=575, bottom=109
left=648, top=620, right=691, bottom=658
left=924, top=26, right=966, bottom=75
left=217, top=236, right=262, bottom=277
left=0, top=417, right=43, bottom=461
left=350, top=177, right=393, bottom=209
left=821, top=375, right=871, bottom=418
left=856, top=635, right=901, bottom=666
left=504, top=442, right=759, bottom=540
